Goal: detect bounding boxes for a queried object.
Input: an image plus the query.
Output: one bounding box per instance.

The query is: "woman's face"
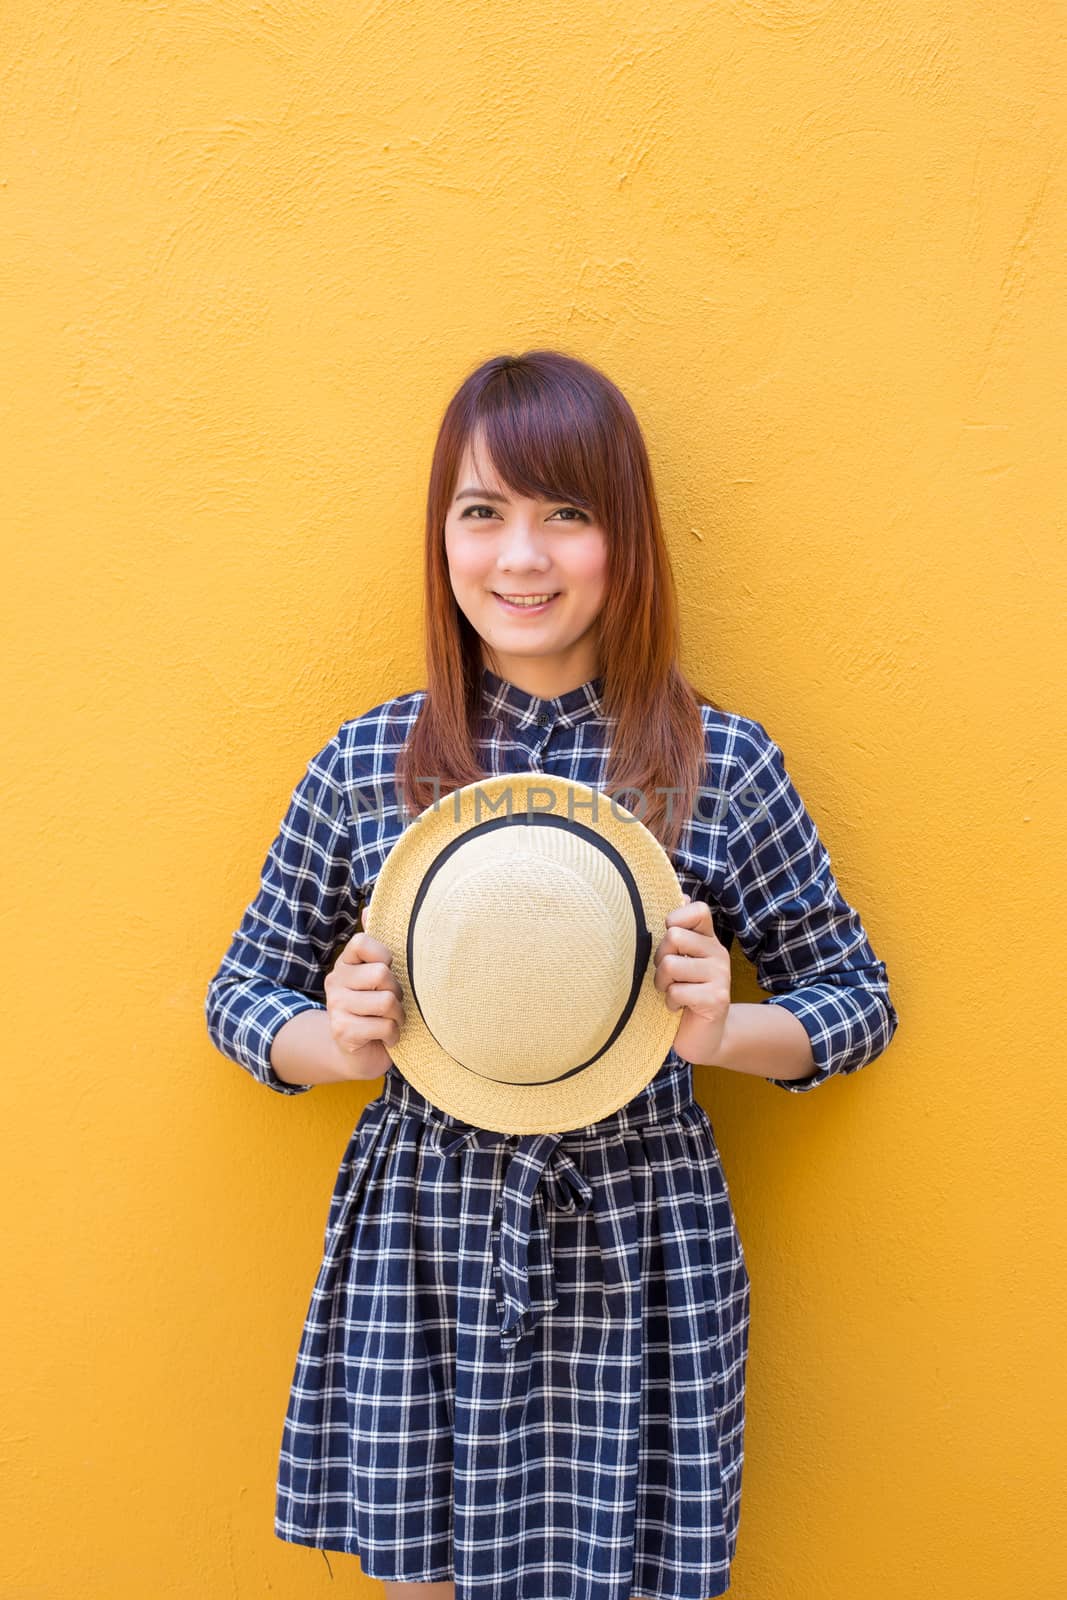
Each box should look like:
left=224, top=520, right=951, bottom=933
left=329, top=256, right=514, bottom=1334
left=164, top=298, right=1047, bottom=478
left=444, top=433, right=609, bottom=696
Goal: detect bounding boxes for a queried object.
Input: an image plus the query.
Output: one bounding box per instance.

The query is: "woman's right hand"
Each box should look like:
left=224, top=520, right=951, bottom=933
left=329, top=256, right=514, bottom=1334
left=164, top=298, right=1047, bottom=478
left=324, top=906, right=407, bottom=1080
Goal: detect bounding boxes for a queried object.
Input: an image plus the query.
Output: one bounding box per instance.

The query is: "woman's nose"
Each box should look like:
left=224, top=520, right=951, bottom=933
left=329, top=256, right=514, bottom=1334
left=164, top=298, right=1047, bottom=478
left=496, top=523, right=550, bottom=566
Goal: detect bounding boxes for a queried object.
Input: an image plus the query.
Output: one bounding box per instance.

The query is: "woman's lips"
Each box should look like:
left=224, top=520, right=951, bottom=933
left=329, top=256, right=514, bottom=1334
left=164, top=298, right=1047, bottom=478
left=492, top=592, right=561, bottom=616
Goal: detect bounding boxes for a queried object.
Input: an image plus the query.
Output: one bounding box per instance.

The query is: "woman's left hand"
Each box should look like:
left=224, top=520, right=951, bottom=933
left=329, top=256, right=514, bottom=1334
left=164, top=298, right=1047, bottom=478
left=653, top=893, right=732, bottom=1064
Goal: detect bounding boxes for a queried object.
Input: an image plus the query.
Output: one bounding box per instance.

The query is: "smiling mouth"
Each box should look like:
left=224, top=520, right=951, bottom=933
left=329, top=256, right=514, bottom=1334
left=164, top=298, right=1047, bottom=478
left=492, top=591, right=561, bottom=607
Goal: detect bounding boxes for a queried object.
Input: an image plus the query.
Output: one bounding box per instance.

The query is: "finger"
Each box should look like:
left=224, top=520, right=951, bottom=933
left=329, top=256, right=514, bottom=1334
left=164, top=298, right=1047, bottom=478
left=654, top=917, right=717, bottom=969
left=654, top=949, right=691, bottom=991
left=664, top=898, right=713, bottom=931
left=330, top=1002, right=406, bottom=1046
left=654, top=943, right=728, bottom=989
left=666, top=977, right=729, bottom=1013
left=334, top=1010, right=403, bottom=1051
left=658, top=926, right=721, bottom=964
left=340, top=929, right=394, bottom=965
left=333, top=986, right=404, bottom=1022
left=329, top=960, right=402, bottom=996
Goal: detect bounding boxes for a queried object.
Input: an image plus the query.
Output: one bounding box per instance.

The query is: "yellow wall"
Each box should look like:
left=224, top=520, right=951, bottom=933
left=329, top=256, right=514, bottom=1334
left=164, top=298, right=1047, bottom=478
left=4, top=2, right=1063, bottom=1594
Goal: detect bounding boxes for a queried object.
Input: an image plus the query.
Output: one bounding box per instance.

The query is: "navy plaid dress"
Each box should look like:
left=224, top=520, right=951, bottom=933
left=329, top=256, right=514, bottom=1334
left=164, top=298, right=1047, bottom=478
left=205, top=665, right=899, bottom=1600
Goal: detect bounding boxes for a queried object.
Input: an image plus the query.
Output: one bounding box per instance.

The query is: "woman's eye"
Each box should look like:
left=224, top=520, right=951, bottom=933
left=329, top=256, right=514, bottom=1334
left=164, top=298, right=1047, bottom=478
left=458, top=503, right=589, bottom=522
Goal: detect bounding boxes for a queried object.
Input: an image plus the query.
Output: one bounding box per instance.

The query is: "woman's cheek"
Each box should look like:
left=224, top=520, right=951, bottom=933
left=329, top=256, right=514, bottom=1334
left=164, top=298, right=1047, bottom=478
left=567, top=532, right=609, bottom=588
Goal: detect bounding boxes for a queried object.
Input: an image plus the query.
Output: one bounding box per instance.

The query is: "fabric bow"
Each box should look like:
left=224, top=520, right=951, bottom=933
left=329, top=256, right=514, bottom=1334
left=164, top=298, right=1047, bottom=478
left=437, top=1124, right=594, bottom=1348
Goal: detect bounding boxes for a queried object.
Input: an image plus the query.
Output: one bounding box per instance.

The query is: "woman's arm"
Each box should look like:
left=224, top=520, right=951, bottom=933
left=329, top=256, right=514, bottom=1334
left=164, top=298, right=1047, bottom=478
left=204, top=726, right=362, bottom=1095
left=270, top=1007, right=388, bottom=1086
left=678, top=1000, right=816, bottom=1081
left=710, top=718, right=900, bottom=1093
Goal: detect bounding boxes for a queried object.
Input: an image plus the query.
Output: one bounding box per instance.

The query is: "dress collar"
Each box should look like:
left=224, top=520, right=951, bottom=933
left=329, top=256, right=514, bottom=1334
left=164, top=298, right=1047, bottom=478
left=479, top=664, right=606, bottom=731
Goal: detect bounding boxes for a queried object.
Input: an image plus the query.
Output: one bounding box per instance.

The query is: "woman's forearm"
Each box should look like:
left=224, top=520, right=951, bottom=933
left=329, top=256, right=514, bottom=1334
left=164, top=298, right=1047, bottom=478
left=676, top=1001, right=816, bottom=1081
left=270, top=1006, right=389, bottom=1086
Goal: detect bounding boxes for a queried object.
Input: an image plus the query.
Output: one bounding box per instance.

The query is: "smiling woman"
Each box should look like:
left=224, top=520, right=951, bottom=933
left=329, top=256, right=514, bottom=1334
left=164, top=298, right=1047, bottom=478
left=403, top=348, right=725, bottom=860
left=206, top=347, right=899, bottom=1600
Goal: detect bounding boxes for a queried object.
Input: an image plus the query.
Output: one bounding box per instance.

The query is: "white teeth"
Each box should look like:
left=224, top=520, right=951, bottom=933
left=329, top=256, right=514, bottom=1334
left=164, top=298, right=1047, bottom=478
left=498, top=593, right=556, bottom=606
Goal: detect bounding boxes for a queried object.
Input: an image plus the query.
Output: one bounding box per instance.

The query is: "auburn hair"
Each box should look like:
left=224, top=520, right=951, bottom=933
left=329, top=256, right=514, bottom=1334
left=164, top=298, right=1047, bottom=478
left=396, top=348, right=725, bottom=861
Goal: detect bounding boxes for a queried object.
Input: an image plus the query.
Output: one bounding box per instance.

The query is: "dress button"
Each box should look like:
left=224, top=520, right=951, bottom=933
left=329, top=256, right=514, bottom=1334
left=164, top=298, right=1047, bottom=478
left=536, top=713, right=549, bottom=727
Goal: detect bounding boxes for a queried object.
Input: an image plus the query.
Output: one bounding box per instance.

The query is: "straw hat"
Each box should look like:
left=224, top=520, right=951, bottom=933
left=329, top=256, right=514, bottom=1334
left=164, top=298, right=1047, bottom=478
left=363, top=771, right=686, bottom=1135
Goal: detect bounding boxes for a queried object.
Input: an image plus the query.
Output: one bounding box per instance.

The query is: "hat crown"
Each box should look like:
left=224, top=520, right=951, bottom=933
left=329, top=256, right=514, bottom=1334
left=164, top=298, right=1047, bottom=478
left=411, top=825, right=637, bottom=1084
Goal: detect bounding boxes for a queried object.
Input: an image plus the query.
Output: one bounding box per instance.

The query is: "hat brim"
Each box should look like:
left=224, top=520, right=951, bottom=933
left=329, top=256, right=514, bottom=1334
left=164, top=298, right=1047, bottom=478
left=365, top=772, right=686, bottom=1134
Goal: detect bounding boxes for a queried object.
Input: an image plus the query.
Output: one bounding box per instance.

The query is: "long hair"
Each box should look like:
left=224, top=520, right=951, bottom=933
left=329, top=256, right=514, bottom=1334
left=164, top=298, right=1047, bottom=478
left=396, top=348, right=725, bottom=860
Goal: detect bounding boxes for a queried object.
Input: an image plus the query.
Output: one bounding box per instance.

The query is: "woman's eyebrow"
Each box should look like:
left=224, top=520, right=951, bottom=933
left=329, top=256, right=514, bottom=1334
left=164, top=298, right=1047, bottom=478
left=455, top=485, right=581, bottom=506
left=455, top=485, right=510, bottom=502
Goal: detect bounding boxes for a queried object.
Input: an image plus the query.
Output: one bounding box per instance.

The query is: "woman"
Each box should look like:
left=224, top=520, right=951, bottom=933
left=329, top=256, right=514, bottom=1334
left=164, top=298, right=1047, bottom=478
left=205, top=349, right=899, bottom=1600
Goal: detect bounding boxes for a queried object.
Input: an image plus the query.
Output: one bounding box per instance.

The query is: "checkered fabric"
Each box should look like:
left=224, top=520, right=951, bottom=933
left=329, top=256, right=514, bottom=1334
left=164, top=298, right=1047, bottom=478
left=205, top=664, right=899, bottom=1598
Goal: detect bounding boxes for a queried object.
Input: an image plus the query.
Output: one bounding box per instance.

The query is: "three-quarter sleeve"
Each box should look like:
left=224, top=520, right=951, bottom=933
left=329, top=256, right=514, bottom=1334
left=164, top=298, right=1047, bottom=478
left=204, top=727, right=357, bottom=1094
left=716, top=720, right=899, bottom=1092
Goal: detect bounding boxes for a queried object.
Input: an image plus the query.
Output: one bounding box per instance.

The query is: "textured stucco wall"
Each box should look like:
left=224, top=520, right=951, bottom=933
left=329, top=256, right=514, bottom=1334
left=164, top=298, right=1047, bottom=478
left=3, top=1, right=1064, bottom=1594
